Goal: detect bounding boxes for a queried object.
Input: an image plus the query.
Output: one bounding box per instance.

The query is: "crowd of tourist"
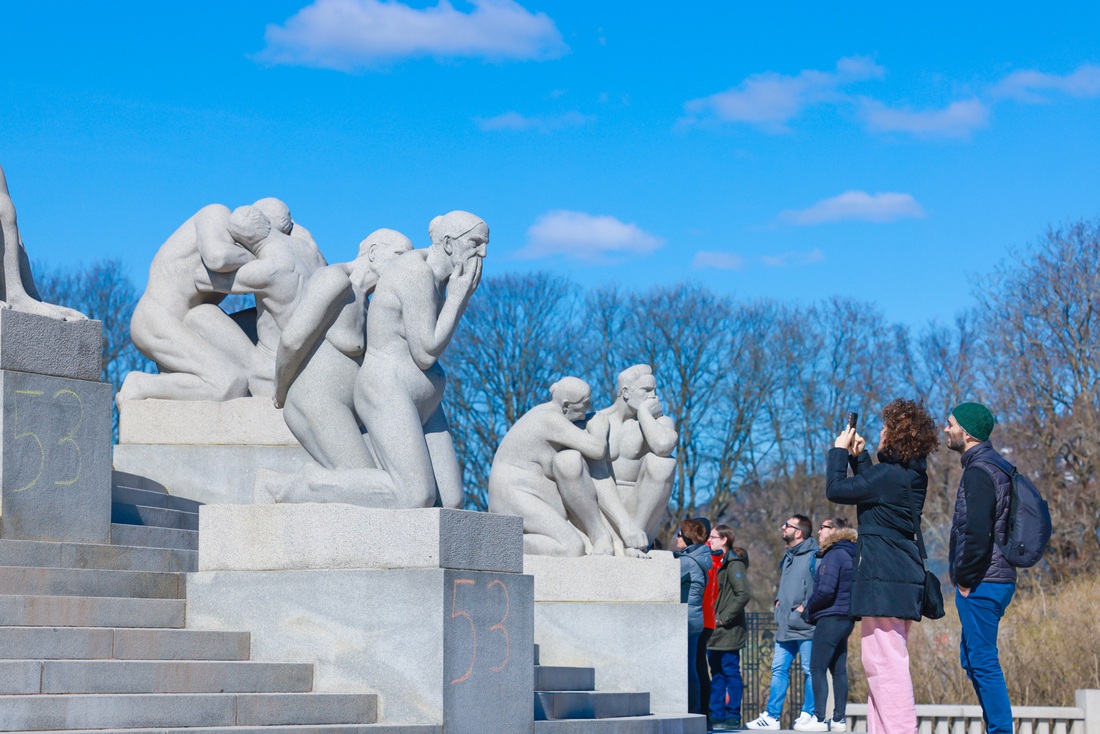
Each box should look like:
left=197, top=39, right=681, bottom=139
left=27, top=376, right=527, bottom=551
left=674, top=400, right=1023, bottom=734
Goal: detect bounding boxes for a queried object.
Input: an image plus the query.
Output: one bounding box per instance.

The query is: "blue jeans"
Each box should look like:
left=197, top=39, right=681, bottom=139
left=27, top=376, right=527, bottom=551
left=957, top=583, right=1016, bottom=734
left=688, top=632, right=702, bottom=714
left=708, top=649, right=743, bottom=722
left=765, top=639, right=813, bottom=718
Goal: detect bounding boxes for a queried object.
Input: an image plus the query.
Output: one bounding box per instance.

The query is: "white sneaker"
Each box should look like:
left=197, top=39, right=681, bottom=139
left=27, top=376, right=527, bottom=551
left=830, top=720, right=848, bottom=732
left=794, top=716, right=829, bottom=732
left=746, top=713, right=781, bottom=730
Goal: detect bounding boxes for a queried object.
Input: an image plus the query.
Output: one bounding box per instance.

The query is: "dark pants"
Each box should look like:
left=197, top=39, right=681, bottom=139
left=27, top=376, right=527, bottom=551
left=708, top=649, right=743, bottom=722
left=688, top=631, right=701, bottom=714
left=697, top=628, right=713, bottom=717
left=810, top=615, right=854, bottom=722
left=957, top=583, right=1016, bottom=734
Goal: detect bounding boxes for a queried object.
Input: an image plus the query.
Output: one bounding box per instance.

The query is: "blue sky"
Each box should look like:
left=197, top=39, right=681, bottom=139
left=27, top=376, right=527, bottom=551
left=3, top=1, right=1099, bottom=326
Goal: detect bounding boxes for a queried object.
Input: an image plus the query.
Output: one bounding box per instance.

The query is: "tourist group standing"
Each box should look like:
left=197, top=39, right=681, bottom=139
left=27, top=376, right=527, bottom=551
left=679, top=399, right=1031, bottom=734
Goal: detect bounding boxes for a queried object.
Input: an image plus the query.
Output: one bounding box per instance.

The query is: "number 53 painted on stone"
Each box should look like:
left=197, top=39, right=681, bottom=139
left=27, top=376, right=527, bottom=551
left=10, top=388, right=84, bottom=492
left=449, top=577, right=511, bottom=685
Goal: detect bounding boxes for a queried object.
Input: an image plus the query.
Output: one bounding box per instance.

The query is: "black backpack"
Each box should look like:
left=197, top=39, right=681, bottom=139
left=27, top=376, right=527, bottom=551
left=983, top=454, right=1052, bottom=568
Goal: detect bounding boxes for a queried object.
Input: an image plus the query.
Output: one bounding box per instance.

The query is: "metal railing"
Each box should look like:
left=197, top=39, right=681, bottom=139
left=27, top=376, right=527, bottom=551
left=742, top=611, right=807, bottom=729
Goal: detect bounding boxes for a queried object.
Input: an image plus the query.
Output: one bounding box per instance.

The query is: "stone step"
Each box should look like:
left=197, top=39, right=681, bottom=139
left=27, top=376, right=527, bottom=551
left=535, top=691, right=651, bottom=720
left=0, top=659, right=314, bottom=694
left=0, top=566, right=184, bottom=599
left=0, top=539, right=196, bottom=573
left=0, top=626, right=249, bottom=660
left=24, top=727, right=439, bottom=734
left=535, top=665, right=596, bottom=692
left=112, top=484, right=203, bottom=514
left=111, top=503, right=200, bottom=531
left=111, top=524, right=198, bottom=552
left=0, top=692, right=378, bottom=731
left=0, top=595, right=185, bottom=628
left=534, top=713, right=707, bottom=733
left=112, top=470, right=171, bottom=494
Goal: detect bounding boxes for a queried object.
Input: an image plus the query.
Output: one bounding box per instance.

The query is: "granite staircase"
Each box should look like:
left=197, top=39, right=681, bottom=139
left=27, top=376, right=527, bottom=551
left=0, top=474, right=436, bottom=733
left=533, top=645, right=706, bottom=734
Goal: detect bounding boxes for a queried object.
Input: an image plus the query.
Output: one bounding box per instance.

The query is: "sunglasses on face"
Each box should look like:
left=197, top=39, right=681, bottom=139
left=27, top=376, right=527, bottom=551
left=821, top=524, right=835, bottom=530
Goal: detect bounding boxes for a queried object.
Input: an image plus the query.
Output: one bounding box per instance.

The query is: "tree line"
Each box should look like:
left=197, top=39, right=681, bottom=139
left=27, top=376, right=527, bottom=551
left=39, top=219, right=1098, bottom=598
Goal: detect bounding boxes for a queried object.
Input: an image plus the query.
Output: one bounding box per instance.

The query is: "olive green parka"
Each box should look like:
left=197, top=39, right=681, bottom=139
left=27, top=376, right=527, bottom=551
left=707, top=547, right=751, bottom=651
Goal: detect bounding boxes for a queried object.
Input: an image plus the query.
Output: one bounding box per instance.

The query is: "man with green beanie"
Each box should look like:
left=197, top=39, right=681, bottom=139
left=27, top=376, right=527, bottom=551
left=944, top=402, right=1016, bottom=734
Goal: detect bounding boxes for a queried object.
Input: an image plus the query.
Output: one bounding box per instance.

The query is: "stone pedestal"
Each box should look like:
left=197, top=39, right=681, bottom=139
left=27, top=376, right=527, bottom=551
left=113, top=398, right=310, bottom=504
left=0, top=311, right=112, bottom=543
left=524, top=552, right=687, bottom=714
left=186, top=505, right=534, bottom=732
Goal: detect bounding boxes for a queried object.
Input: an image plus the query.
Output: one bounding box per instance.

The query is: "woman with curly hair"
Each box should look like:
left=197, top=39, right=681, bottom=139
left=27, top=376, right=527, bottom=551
left=826, top=398, right=940, bottom=734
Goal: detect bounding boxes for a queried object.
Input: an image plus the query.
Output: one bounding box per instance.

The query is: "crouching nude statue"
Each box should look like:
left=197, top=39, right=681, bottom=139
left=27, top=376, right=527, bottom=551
left=589, top=364, right=678, bottom=555
left=488, top=377, right=616, bottom=557
left=0, top=163, right=86, bottom=320
left=256, top=211, right=487, bottom=509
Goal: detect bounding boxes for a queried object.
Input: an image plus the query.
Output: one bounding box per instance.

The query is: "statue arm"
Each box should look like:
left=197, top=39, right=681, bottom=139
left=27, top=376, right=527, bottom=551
left=638, top=410, right=678, bottom=456
left=403, top=266, right=476, bottom=370
left=553, top=420, right=607, bottom=461
left=195, top=205, right=254, bottom=272
left=274, top=267, right=352, bottom=407
left=204, top=257, right=281, bottom=295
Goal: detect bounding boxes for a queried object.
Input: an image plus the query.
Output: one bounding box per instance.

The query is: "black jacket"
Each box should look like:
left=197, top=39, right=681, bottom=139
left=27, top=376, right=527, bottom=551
left=825, top=448, right=926, bottom=621
left=949, top=441, right=1016, bottom=588
left=805, top=528, right=857, bottom=622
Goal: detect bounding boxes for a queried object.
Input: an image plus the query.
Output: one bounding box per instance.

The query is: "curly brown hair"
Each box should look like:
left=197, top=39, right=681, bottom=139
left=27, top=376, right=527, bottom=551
left=880, top=398, right=940, bottom=462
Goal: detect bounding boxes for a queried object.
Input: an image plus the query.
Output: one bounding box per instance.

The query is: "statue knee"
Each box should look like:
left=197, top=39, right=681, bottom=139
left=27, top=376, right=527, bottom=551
left=551, top=450, right=585, bottom=481
left=209, top=372, right=249, bottom=402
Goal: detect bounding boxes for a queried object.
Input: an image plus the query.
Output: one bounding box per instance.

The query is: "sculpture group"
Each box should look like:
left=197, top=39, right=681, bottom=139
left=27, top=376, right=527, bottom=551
left=488, top=365, right=678, bottom=557
left=8, top=155, right=678, bottom=556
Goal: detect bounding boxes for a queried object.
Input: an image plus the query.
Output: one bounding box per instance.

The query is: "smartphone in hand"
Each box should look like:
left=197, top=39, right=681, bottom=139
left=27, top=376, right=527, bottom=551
left=847, top=412, right=859, bottom=430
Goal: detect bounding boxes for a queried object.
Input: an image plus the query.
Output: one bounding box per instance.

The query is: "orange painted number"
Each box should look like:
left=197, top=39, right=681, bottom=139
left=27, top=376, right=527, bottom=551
left=487, top=579, right=510, bottom=673
left=450, top=579, right=477, bottom=684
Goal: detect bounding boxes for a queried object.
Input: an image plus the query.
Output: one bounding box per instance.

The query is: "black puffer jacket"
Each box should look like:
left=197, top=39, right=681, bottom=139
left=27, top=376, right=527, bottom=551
left=825, top=448, right=926, bottom=621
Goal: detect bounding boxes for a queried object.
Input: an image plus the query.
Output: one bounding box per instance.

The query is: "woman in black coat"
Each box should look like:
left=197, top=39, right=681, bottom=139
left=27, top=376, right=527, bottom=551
left=825, top=398, right=940, bottom=734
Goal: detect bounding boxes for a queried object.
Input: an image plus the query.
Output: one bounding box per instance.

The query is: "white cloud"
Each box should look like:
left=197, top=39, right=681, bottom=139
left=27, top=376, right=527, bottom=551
left=518, top=211, right=665, bottom=263
left=858, top=98, right=989, bottom=139
left=680, top=56, right=884, bottom=131
left=691, top=251, right=746, bottom=271
left=258, top=0, right=567, bottom=70
left=475, top=111, right=594, bottom=133
left=761, top=248, right=826, bottom=268
left=991, top=64, right=1100, bottom=103
left=779, top=191, right=926, bottom=226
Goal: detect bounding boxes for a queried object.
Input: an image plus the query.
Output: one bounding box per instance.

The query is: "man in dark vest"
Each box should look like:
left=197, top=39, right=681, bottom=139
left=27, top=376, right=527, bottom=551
left=944, top=402, right=1016, bottom=734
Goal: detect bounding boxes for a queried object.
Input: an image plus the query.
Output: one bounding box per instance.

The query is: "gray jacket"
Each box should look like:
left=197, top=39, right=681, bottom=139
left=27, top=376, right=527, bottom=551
left=773, top=537, right=818, bottom=641
left=676, top=543, right=714, bottom=637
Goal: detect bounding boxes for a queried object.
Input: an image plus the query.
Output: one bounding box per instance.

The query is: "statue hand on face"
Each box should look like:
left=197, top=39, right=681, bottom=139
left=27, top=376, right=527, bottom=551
left=449, top=253, right=482, bottom=300
left=643, top=395, right=664, bottom=418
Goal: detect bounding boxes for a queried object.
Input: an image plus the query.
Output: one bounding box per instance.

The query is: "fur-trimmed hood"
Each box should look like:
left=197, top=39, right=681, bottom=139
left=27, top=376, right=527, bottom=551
left=818, top=527, right=858, bottom=554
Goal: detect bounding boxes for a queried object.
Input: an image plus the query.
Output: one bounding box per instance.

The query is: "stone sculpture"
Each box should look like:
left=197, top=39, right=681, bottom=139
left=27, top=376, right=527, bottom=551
left=257, top=211, right=487, bottom=509
left=589, top=364, right=678, bottom=555
left=197, top=205, right=326, bottom=397
left=273, top=228, right=413, bottom=469
left=488, top=377, right=615, bottom=557
left=0, top=163, right=86, bottom=320
left=119, top=199, right=321, bottom=401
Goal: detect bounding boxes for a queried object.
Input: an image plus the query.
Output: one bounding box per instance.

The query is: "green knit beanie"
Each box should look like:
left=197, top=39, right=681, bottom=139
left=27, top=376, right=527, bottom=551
left=951, top=402, right=995, bottom=442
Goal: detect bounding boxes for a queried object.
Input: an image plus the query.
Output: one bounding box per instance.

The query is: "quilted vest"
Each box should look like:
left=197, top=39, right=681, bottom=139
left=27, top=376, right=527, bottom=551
left=950, top=442, right=1017, bottom=585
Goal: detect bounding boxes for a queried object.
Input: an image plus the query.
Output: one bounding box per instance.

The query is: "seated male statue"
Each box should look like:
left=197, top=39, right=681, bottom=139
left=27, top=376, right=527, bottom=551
left=488, top=377, right=615, bottom=557
left=0, top=163, right=85, bottom=320
left=588, top=364, right=678, bottom=555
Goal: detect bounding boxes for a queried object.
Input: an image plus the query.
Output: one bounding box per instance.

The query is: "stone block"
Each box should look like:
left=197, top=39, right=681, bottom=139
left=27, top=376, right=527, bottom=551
left=38, top=660, right=314, bottom=694
left=198, top=505, right=523, bottom=573
left=0, top=370, right=112, bottom=544
left=117, top=397, right=298, bottom=445
left=112, top=443, right=310, bottom=505
left=0, top=309, right=102, bottom=381
left=0, top=594, right=185, bottom=628
left=523, top=553, right=680, bottom=603
left=187, top=567, right=534, bottom=732
left=534, top=602, right=687, bottom=714
left=0, top=566, right=183, bottom=599
left=110, top=524, right=197, bottom=552
left=110, top=629, right=250, bottom=660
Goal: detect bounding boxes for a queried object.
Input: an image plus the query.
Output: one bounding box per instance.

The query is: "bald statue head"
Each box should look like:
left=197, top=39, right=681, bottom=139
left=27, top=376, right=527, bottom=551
left=228, top=206, right=273, bottom=252
left=253, top=198, right=294, bottom=235
left=550, top=377, right=593, bottom=423
left=357, top=228, right=414, bottom=274
left=429, top=210, right=488, bottom=265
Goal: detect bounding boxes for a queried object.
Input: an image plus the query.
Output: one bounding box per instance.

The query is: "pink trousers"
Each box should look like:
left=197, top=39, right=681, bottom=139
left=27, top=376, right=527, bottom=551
left=861, top=617, right=917, bottom=734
